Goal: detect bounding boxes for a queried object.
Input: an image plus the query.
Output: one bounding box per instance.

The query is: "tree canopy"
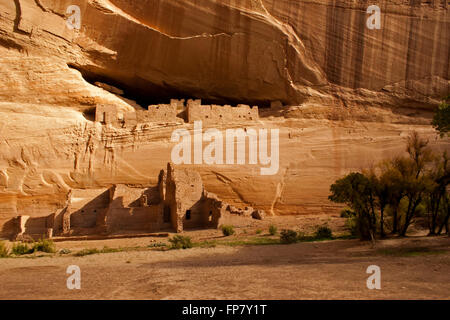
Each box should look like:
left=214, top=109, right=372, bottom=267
left=432, top=95, right=450, bottom=137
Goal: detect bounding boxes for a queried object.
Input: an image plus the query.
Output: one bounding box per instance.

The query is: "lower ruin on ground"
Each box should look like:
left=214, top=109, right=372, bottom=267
left=11, top=163, right=265, bottom=241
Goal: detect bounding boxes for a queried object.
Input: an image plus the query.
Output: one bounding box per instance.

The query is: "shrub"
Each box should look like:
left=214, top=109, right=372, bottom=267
left=345, top=216, right=358, bottom=237
left=148, top=242, right=167, bottom=248
left=221, top=225, right=235, bottom=236
left=11, top=242, right=33, bottom=255
left=315, top=225, right=333, bottom=239
left=297, top=231, right=307, bottom=241
left=340, top=209, right=355, bottom=218
left=0, top=241, right=9, bottom=258
left=432, top=96, right=450, bottom=137
left=346, top=213, right=374, bottom=240
left=169, top=235, right=193, bottom=249
left=100, top=246, right=122, bottom=253
left=75, top=248, right=100, bottom=257
left=329, top=172, right=378, bottom=240
left=32, top=239, right=56, bottom=253
left=269, top=225, right=277, bottom=235
left=280, top=229, right=298, bottom=244
left=256, top=229, right=262, bottom=235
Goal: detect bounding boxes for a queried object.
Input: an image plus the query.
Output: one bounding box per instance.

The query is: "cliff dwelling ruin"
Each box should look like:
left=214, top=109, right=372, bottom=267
left=1, top=0, right=448, bottom=247
left=9, top=163, right=265, bottom=241
left=95, top=99, right=260, bottom=128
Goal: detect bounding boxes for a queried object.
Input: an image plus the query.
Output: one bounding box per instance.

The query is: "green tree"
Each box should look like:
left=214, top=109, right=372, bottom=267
left=425, top=152, right=450, bottom=235
left=329, top=132, right=447, bottom=238
left=431, top=95, right=450, bottom=137
left=329, top=172, right=377, bottom=241
left=377, top=159, right=405, bottom=234
left=437, top=193, right=450, bottom=235
left=397, top=132, right=433, bottom=236
left=368, top=169, right=391, bottom=237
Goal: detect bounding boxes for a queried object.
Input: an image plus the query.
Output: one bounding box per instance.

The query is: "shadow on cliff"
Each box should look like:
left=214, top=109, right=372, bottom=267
left=68, top=63, right=272, bottom=109
left=0, top=218, right=16, bottom=240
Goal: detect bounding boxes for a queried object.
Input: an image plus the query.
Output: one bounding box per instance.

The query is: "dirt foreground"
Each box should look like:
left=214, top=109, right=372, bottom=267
left=0, top=234, right=449, bottom=300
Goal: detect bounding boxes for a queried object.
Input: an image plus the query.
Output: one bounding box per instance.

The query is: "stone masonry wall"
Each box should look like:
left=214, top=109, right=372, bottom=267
left=165, top=163, right=204, bottom=232
left=186, top=99, right=259, bottom=124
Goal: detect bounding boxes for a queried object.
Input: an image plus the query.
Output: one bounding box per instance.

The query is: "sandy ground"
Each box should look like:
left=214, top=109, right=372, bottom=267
left=0, top=215, right=449, bottom=300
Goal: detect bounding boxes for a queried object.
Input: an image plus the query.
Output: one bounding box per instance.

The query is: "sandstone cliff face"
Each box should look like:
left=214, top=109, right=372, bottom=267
left=1, top=0, right=448, bottom=107
left=0, top=0, right=449, bottom=236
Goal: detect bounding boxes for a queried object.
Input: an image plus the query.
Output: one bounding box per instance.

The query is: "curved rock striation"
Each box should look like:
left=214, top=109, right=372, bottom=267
left=1, top=0, right=448, bottom=107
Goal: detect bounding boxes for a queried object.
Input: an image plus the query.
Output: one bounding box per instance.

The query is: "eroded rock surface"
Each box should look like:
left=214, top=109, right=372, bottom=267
left=1, top=0, right=448, bottom=107
left=0, top=0, right=449, bottom=237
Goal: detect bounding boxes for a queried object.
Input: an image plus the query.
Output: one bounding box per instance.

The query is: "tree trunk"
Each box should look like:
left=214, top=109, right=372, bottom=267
left=437, top=196, right=449, bottom=235
left=392, top=203, right=399, bottom=234
left=438, top=207, right=450, bottom=235
left=400, top=198, right=414, bottom=236
left=430, top=192, right=443, bottom=235
left=401, top=197, right=421, bottom=237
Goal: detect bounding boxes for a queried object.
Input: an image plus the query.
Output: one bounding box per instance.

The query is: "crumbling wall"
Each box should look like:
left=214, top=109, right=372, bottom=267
left=142, top=103, right=178, bottom=123
left=201, top=191, right=228, bottom=229
left=96, top=98, right=258, bottom=128
left=95, top=104, right=123, bottom=127
left=105, top=184, right=163, bottom=233
left=3, top=164, right=255, bottom=238
left=8, top=214, right=55, bottom=241
left=95, top=100, right=179, bottom=128
left=16, top=215, right=51, bottom=240
left=165, top=163, right=204, bottom=232
left=171, top=99, right=185, bottom=109
left=109, top=185, right=146, bottom=207
left=106, top=206, right=162, bottom=232
left=2, top=192, right=68, bottom=240
left=186, top=99, right=259, bottom=124
left=158, top=169, right=166, bottom=202
left=68, top=188, right=111, bottom=234
left=172, top=99, right=187, bottom=121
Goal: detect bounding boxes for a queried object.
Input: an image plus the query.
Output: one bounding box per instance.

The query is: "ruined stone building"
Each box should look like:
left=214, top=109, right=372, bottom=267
left=186, top=99, right=259, bottom=124
left=94, top=98, right=259, bottom=128
left=10, top=163, right=263, bottom=240
left=95, top=99, right=183, bottom=128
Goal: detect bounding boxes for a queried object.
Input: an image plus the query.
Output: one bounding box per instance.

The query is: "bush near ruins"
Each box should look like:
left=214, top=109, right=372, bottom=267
left=315, top=225, right=333, bottom=239
left=329, top=131, right=450, bottom=240
left=280, top=229, right=298, bottom=244
left=11, top=242, right=33, bottom=255
left=169, top=235, right=193, bottom=249
left=148, top=242, right=167, bottom=248
left=269, top=225, right=278, bottom=235
left=10, top=239, right=56, bottom=256
left=0, top=241, right=9, bottom=258
left=33, top=239, right=56, bottom=253
left=221, top=225, right=235, bottom=236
